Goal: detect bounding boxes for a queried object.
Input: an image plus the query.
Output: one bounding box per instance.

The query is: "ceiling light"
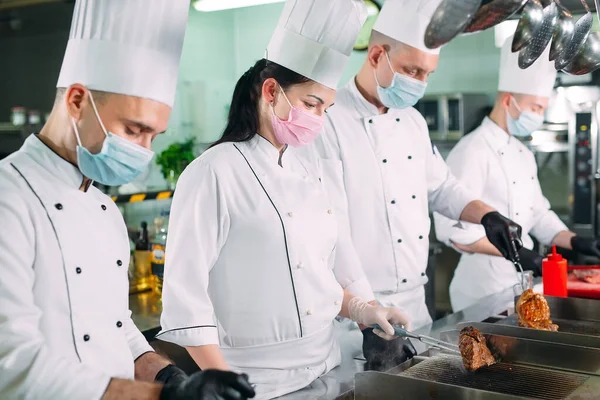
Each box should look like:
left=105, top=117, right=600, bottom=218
left=193, top=0, right=285, bottom=12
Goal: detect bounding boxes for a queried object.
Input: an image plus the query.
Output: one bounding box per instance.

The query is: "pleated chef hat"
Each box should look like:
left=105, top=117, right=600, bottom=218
left=498, top=36, right=557, bottom=98
left=373, top=0, right=443, bottom=55
left=56, top=0, right=189, bottom=108
left=266, top=0, right=368, bottom=89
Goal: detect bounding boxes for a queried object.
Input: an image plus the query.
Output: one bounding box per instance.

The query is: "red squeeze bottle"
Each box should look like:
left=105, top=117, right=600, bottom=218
left=542, top=246, right=568, bottom=297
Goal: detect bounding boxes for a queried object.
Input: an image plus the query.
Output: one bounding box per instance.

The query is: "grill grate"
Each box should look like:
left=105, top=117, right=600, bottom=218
left=401, top=355, right=588, bottom=400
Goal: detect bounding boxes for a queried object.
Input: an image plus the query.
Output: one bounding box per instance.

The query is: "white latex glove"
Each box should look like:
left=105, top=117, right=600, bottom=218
left=348, top=297, right=412, bottom=341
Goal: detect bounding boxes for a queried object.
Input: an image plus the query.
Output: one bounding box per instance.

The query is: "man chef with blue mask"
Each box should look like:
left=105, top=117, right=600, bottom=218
left=434, top=36, right=600, bottom=312
left=311, top=0, right=523, bottom=370
left=0, top=1, right=255, bottom=399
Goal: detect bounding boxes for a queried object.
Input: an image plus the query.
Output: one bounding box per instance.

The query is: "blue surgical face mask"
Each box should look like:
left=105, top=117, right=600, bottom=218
left=375, top=52, right=427, bottom=109
left=506, top=97, right=544, bottom=138
left=71, top=91, right=155, bottom=186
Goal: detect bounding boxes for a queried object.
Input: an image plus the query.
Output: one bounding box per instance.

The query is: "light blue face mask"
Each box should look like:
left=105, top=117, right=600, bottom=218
left=506, top=97, right=544, bottom=138
left=375, top=52, right=427, bottom=109
left=71, top=91, right=155, bottom=186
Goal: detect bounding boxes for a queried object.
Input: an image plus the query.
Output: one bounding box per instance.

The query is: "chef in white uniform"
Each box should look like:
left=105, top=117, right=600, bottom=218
left=434, top=37, right=600, bottom=312
left=312, top=0, right=523, bottom=329
left=158, top=1, right=416, bottom=399
left=0, top=1, right=255, bottom=399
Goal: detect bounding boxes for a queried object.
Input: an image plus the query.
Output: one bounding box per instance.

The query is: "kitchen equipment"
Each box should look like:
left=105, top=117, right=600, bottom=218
left=555, top=0, right=593, bottom=70
left=543, top=246, right=568, bottom=297
left=549, top=1, right=574, bottom=61
left=518, top=1, right=559, bottom=69
left=414, top=93, right=490, bottom=141
left=10, top=107, right=26, bottom=126
left=423, top=0, right=482, bottom=50
left=560, top=86, right=600, bottom=237
left=562, top=32, right=600, bottom=75
left=512, top=0, right=544, bottom=52
left=459, top=321, right=600, bottom=348
left=463, top=0, right=528, bottom=33
left=371, top=324, right=460, bottom=354
left=499, top=294, right=600, bottom=337
left=354, top=352, right=600, bottom=400
left=130, top=221, right=153, bottom=294
left=439, top=328, right=600, bottom=376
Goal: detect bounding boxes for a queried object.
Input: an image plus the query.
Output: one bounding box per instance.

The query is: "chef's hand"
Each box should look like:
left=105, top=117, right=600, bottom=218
left=481, top=211, right=523, bottom=262
left=160, top=369, right=256, bottom=400
left=571, top=236, right=600, bottom=258
left=516, top=248, right=543, bottom=277
left=348, top=297, right=411, bottom=340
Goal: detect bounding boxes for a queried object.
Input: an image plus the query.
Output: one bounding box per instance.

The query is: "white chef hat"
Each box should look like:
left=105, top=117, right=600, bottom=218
left=373, top=0, right=443, bottom=55
left=498, top=36, right=557, bottom=98
left=266, top=0, right=368, bottom=89
left=56, top=0, right=189, bottom=108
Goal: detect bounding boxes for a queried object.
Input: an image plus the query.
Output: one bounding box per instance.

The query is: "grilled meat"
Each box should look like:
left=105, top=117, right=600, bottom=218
left=516, top=289, right=558, bottom=331
left=458, top=326, right=496, bottom=371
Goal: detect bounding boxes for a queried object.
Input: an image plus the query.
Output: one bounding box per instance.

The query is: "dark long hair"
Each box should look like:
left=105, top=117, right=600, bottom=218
left=211, top=59, right=310, bottom=147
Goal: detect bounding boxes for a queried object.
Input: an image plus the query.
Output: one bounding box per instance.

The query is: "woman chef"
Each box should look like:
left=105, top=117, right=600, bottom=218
left=157, top=1, right=412, bottom=398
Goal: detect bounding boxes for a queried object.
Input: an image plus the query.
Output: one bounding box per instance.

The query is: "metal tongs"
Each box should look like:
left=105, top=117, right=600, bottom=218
left=371, top=324, right=461, bottom=355
left=508, top=225, right=527, bottom=291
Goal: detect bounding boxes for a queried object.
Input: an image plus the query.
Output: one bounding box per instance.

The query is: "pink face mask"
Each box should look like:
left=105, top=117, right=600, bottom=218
left=271, top=88, right=325, bottom=147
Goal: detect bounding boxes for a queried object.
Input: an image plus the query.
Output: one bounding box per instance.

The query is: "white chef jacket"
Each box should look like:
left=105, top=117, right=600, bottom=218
left=0, top=135, right=153, bottom=399
left=434, top=118, right=568, bottom=311
left=311, top=78, right=475, bottom=329
left=158, top=135, right=373, bottom=400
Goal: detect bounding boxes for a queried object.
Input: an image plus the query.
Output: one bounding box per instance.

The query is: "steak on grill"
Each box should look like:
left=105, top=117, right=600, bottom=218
left=458, top=326, right=496, bottom=371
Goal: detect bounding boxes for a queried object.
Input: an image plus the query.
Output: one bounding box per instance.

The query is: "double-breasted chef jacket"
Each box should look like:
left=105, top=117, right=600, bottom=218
left=434, top=118, right=567, bottom=311
left=0, top=135, right=153, bottom=399
left=311, top=78, right=476, bottom=329
left=158, top=134, right=374, bottom=400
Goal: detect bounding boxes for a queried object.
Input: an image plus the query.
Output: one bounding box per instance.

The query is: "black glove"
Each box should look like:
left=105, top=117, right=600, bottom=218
left=160, top=369, right=256, bottom=400
left=481, top=211, right=523, bottom=262
left=516, top=248, right=543, bottom=277
left=155, top=364, right=188, bottom=387
left=362, top=328, right=416, bottom=372
left=571, top=236, right=600, bottom=258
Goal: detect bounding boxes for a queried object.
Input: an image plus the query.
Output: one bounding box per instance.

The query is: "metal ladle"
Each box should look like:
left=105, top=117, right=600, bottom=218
left=562, top=31, right=600, bottom=75
left=463, top=0, right=528, bottom=33
left=555, top=0, right=593, bottom=70
left=424, top=0, right=482, bottom=50
left=518, top=1, right=559, bottom=68
left=549, top=1, right=574, bottom=61
left=512, top=0, right=545, bottom=52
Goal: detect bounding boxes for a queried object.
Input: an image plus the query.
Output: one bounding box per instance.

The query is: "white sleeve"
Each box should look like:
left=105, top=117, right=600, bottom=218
left=433, top=141, right=487, bottom=246
left=528, top=156, right=568, bottom=245
left=122, top=312, right=154, bottom=360
left=0, top=176, right=110, bottom=400
left=158, top=160, right=230, bottom=347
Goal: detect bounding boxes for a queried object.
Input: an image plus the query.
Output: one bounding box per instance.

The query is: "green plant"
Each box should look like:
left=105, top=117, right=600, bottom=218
left=155, top=138, right=196, bottom=181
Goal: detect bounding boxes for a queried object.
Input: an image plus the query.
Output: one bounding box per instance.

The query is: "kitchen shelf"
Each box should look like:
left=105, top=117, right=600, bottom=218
left=111, top=190, right=173, bottom=204
left=0, top=122, right=25, bottom=133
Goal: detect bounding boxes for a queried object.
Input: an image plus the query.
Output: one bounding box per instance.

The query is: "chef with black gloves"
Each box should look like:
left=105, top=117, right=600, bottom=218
left=0, top=1, right=254, bottom=399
